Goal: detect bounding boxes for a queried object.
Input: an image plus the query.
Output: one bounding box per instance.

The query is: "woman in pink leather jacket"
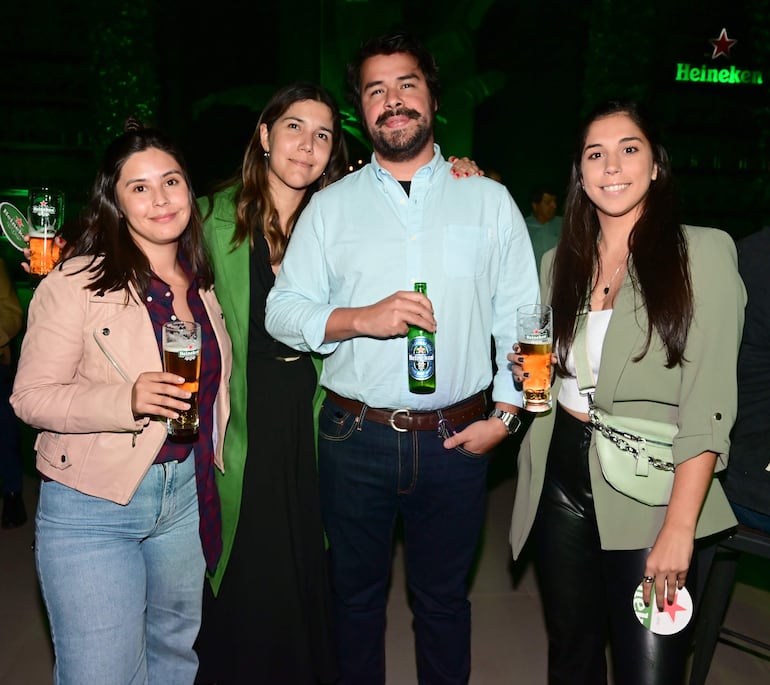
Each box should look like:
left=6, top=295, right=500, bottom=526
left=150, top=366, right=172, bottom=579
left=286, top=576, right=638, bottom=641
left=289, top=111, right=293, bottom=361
left=11, top=119, right=232, bottom=684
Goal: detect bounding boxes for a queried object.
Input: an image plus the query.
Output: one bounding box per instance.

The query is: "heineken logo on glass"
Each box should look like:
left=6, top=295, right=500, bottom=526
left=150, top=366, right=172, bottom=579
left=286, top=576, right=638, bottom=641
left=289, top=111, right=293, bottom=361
left=176, top=345, right=199, bottom=362
left=525, top=327, right=548, bottom=341
left=407, top=282, right=436, bottom=394
left=31, top=201, right=56, bottom=221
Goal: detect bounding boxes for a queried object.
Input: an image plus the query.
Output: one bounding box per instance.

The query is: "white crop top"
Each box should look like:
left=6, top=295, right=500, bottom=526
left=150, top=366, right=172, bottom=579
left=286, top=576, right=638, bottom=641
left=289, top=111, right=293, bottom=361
left=558, top=309, right=613, bottom=413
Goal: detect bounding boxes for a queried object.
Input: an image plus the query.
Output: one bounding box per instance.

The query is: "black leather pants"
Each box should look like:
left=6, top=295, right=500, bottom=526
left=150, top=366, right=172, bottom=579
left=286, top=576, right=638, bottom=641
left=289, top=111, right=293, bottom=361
left=532, top=405, right=697, bottom=685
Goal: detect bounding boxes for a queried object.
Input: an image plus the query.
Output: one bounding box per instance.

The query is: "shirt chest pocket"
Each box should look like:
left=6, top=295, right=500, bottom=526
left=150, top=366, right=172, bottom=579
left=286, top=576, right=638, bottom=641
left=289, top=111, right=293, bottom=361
left=443, top=224, right=487, bottom=278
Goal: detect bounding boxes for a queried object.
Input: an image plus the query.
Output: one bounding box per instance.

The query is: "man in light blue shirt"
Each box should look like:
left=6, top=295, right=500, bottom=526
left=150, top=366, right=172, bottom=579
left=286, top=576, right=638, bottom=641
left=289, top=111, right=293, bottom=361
left=266, top=32, right=538, bottom=684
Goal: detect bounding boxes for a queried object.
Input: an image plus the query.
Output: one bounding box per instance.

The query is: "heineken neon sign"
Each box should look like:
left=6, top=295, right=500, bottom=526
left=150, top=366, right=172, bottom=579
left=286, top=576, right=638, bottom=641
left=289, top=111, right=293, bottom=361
left=676, top=64, right=762, bottom=85
left=675, top=28, right=763, bottom=86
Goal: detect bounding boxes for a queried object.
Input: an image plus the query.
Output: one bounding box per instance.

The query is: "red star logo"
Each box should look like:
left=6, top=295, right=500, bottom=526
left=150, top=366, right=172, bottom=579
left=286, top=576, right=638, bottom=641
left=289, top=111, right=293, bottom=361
left=662, top=591, right=687, bottom=622
left=709, top=28, right=737, bottom=59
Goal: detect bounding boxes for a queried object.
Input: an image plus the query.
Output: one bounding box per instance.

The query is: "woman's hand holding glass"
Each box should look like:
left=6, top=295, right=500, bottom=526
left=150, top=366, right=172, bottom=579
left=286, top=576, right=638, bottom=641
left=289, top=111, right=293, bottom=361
left=20, top=233, right=67, bottom=274
left=508, top=343, right=558, bottom=391
left=131, top=371, right=192, bottom=421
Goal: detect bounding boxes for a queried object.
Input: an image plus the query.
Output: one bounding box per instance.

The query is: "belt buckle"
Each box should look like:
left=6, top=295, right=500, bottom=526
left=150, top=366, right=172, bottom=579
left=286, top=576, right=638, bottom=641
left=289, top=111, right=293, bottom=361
left=389, top=408, right=410, bottom=432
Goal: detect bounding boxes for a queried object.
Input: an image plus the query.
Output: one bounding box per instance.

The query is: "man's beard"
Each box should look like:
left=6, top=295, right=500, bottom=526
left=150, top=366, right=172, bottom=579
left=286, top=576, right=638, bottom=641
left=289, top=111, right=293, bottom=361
left=369, top=108, right=433, bottom=163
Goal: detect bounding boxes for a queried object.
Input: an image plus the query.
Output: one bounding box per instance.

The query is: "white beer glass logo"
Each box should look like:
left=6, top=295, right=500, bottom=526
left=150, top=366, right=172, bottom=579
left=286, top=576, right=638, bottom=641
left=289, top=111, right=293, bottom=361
left=178, top=345, right=199, bottom=362
left=32, top=200, right=57, bottom=228
left=525, top=326, right=548, bottom=343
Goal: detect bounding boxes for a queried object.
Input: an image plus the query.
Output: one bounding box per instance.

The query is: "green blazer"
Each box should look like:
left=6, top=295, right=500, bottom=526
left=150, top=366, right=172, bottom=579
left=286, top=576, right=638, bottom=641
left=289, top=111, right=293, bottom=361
left=510, top=226, right=746, bottom=556
left=200, top=187, right=326, bottom=594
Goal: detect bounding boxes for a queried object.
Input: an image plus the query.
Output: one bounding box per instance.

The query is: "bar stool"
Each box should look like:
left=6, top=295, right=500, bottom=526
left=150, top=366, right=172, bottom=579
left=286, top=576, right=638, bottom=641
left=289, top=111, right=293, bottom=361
left=689, top=524, right=770, bottom=685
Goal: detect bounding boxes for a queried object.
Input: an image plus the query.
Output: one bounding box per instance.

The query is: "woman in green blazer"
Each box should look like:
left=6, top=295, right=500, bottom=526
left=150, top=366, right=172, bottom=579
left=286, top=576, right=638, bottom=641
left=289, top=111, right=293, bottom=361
left=509, top=100, right=745, bottom=685
left=194, top=82, right=348, bottom=685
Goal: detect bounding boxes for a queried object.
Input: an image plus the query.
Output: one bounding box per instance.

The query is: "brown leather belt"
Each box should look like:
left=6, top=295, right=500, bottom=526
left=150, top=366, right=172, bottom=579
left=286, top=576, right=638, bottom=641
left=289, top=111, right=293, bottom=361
left=326, top=390, right=487, bottom=433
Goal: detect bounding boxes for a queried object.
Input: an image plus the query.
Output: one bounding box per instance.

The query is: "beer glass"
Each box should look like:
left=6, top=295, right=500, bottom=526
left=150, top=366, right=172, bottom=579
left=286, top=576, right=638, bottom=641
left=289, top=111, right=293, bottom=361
left=162, top=321, right=201, bottom=440
left=516, top=304, right=553, bottom=413
left=27, top=187, right=64, bottom=281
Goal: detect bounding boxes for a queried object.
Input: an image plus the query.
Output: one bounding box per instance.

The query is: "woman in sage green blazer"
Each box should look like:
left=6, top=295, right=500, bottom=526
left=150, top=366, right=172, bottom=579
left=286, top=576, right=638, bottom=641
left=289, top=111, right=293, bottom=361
left=509, top=100, right=745, bottom=685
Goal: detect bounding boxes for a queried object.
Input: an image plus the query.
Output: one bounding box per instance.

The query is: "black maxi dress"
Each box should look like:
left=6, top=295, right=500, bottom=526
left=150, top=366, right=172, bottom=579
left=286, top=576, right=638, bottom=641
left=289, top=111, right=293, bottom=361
left=196, top=238, right=337, bottom=684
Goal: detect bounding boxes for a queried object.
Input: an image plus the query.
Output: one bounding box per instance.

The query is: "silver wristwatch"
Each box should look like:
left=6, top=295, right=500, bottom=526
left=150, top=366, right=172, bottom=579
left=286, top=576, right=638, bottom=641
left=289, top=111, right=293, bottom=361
left=488, top=409, right=523, bottom=436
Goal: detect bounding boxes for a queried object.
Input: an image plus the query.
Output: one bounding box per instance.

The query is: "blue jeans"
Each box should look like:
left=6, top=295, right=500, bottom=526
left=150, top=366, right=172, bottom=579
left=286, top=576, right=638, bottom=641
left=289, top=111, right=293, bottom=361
left=36, top=454, right=204, bottom=685
left=318, top=397, right=489, bottom=685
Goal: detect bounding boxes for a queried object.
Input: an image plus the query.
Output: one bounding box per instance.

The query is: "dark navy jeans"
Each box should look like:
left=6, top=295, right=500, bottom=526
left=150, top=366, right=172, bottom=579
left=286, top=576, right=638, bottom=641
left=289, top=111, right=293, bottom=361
left=318, top=396, right=489, bottom=685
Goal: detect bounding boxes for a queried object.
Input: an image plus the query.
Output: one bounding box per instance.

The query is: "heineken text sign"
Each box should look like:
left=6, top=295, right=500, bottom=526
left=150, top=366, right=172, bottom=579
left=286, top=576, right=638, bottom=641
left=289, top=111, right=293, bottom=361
left=676, top=63, right=762, bottom=85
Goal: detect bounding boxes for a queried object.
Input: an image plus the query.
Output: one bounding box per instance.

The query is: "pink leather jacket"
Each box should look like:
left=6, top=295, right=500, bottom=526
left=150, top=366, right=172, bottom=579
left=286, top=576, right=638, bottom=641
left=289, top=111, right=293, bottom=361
left=11, top=256, right=232, bottom=505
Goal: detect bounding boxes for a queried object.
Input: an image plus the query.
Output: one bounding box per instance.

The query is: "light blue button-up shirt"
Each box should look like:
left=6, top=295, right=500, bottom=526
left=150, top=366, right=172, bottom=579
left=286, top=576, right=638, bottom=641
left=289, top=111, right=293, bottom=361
left=265, top=145, right=539, bottom=411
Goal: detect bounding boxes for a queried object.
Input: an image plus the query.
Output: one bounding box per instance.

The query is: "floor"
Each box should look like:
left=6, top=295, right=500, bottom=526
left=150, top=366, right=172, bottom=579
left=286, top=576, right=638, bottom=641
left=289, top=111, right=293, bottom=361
left=2, top=453, right=769, bottom=684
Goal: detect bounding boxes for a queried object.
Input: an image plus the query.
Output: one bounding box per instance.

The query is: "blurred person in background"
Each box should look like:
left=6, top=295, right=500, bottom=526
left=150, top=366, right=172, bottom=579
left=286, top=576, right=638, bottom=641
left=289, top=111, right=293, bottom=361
left=525, top=184, right=563, bottom=275
left=722, top=225, right=770, bottom=534
left=0, top=254, right=25, bottom=529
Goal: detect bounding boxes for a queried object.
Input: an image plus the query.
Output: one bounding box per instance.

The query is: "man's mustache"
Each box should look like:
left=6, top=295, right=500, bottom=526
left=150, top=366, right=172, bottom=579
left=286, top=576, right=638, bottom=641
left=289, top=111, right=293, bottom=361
left=375, top=108, right=421, bottom=127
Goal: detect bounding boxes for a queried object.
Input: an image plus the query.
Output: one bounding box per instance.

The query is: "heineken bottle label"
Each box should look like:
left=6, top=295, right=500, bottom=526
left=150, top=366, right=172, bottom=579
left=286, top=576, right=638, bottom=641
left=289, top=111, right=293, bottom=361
left=408, top=336, right=435, bottom=381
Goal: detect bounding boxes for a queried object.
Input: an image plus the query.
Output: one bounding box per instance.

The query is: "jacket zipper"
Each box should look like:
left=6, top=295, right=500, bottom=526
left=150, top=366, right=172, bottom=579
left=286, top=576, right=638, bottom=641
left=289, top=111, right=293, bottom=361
left=93, top=330, right=142, bottom=447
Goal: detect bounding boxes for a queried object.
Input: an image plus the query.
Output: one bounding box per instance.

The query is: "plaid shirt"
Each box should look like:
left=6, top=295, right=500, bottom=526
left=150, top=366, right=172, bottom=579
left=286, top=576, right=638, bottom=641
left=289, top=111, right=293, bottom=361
left=145, top=272, right=223, bottom=572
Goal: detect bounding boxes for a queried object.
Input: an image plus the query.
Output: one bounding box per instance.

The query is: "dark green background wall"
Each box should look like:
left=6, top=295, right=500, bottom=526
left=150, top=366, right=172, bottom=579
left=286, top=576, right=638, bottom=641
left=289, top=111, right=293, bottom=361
left=2, top=0, right=769, bottom=253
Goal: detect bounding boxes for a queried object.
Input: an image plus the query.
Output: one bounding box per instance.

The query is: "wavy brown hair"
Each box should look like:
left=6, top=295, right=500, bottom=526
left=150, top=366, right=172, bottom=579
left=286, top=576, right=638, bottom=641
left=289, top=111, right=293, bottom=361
left=551, top=99, right=692, bottom=370
left=68, top=117, right=213, bottom=297
left=215, top=82, right=348, bottom=264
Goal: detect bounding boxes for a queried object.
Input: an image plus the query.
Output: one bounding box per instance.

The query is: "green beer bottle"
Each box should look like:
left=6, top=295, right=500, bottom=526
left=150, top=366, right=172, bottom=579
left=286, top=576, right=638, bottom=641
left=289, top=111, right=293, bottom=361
left=407, top=282, right=436, bottom=394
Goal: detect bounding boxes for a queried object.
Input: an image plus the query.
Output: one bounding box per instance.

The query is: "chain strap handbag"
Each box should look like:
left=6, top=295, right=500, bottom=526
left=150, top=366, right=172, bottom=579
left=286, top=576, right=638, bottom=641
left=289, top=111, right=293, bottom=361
left=574, top=312, right=676, bottom=506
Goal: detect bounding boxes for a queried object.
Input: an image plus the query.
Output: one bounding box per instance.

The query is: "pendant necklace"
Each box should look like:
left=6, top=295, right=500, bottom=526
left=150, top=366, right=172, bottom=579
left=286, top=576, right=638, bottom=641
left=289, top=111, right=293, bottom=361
left=601, top=258, right=627, bottom=295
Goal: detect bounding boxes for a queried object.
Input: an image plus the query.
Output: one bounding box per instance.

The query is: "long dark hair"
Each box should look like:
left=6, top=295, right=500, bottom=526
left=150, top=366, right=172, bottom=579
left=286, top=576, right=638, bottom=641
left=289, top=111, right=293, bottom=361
left=551, top=99, right=692, bottom=369
left=68, top=117, right=213, bottom=296
left=223, top=82, right=347, bottom=264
